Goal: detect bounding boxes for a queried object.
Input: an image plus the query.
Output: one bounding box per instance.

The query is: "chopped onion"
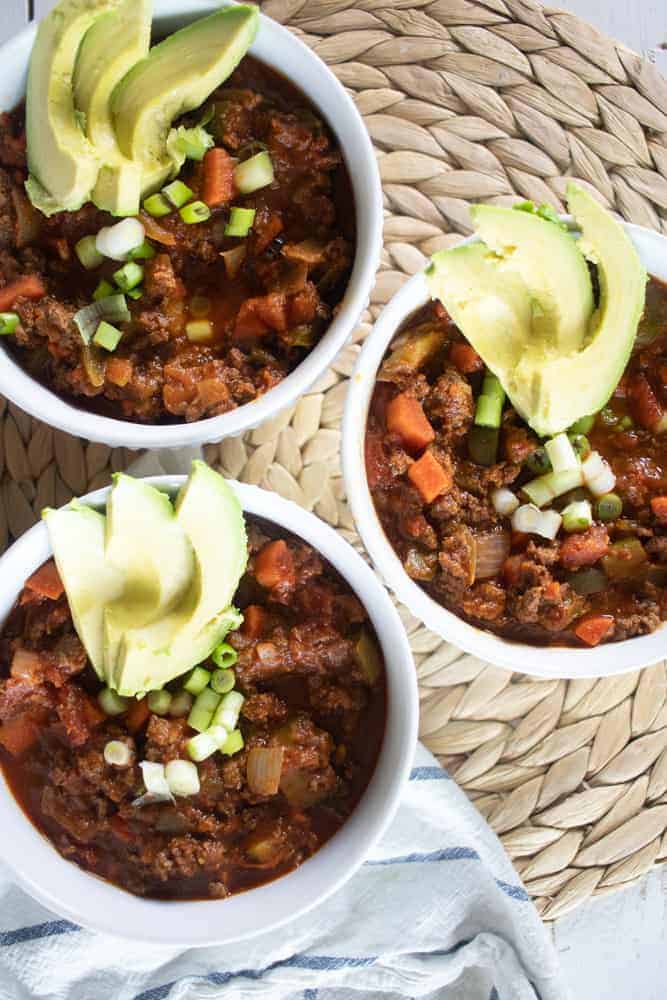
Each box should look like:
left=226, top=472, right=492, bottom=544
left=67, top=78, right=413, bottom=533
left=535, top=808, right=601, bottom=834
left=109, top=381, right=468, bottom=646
left=95, top=218, right=145, bottom=261
left=474, top=530, right=510, bottom=580
left=512, top=503, right=562, bottom=540
left=491, top=488, right=519, bottom=516
left=73, top=295, right=130, bottom=345
left=165, top=759, right=200, bottom=797
left=522, top=467, right=584, bottom=508
left=247, top=747, right=284, bottom=796
left=582, top=451, right=616, bottom=497
left=545, top=433, right=578, bottom=473
left=104, top=740, right=132, bottom=768
left=220, top=244, right=247, bottom=280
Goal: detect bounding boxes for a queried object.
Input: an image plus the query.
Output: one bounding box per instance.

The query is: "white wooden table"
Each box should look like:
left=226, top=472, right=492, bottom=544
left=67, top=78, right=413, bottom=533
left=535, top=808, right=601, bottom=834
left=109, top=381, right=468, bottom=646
left=2, top=2, right=667, bottom=998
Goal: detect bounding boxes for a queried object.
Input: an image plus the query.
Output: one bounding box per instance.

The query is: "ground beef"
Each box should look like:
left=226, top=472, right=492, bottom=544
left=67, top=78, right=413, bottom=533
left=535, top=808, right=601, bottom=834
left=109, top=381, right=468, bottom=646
left=425, top=368, right=474, bottom=438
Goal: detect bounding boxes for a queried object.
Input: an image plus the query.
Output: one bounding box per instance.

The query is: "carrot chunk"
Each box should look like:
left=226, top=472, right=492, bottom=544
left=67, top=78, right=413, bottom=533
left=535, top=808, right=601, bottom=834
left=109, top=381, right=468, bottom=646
left=651, top=496, right=667, bottom=524
left=126, top=697, right=150, bottom=734
left=202, top=148, right=235, bottom=208
left=450, top=341, right=483, bottom=374
left=23, top=560, right=64, bottom=602
left=574, top=614, right=615, bottom=647
left=243, top=604, right=266, bottom=639
left=385, top=393, right=435, bottom=454
left=408, top=450, right=452, bottom=503
left=0, top=714, right=42, bottom=757
left=255, top=540, right=295, bottom=590
left=0, top=274, right=45, bottom=311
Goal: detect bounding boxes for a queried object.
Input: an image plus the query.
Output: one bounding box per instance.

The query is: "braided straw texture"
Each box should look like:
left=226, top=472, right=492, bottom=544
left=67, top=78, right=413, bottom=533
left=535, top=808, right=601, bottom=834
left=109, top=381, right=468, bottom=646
left=2, top=0, right=667, bottom=920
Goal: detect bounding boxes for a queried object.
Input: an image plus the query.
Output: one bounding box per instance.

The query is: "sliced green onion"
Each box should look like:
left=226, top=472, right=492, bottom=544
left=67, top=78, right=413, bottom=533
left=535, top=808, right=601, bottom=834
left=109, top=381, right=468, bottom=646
left=561, top=499, right=593, bottom=533
left=582, top=451, right=616, bottom=497
left=221, top=728, right=244, bottom=756
left=93, top=321, right=123, bottom=352
left=567, top=567, right=607, bottom=595
left=569, top=434, right=591, bottom=460
left=127, top=241, right=156, bottom=261
left=168, top=124, right=214, bottom=162
left=210, top=668, right=235, bottom=694
left=147, top=690, right=172, bottom=715
left=98, top=687, right=129, bottom=716
left=139, top=761, right=172, bottom=798
left=75, top=235, right=103, bottom=270
left=525, top=446, right=552, bottom=476
left=522, top=467, right=584, bottom=508
left=73, top=295, right=130, bottom=344
left=474, top=371, right=505, bottom=429
left=0, top=312, right=19, bottom=335
left=168, top=690, right=194, bottom=718
left=512, top=503, right=562, bottom=541
left=468, top=426, right=499, bottom=467
left=93, top=280, right=115, bottom=302
left=212, top=690, right=244, bottom=731
left=183, top=668, right=212, bottom=696
left=186, top=320, right=214, bottom=343
left=113, top=262, right=144, bottom=293
left=491, top=488, right=519, bottom=516
left=103, top=740, right=132, bottom=767
left=212, top=643, right=238, bottom=669
left=568, top=414, right=596, bottom=435
left=165, top=759, right=200, bottom=797
left=96, top=217, right=145, bottom=261
left=143, top=193, right=172, bottom=218
left=187, top=732, right=219, bottom=762
left=180, top=201, right=211, bottom=224
left=188, top=687, right=221, bottom=733
left=206, top=724, right=229, bottom=748
left=126, top=287, right=143, bottom=300
left=596, top=493, right=623, bottom=522
left=233, top=151, right=275, bottom=195
left=224, top=206, right=256, bottom=238
left=190, top=295, right=211, bottom=318
left=163, top=180, right=194, bottom=209
left=545, top=433, right=578, bottom=474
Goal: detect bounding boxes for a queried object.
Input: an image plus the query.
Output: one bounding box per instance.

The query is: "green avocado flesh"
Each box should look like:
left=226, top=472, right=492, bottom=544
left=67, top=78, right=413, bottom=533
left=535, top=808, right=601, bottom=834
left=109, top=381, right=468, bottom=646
left=72, top=0, right=152, bottom=216
left=43, top=463, right=247, bottom=697
left=111, top=3, right=259, bottom=195
left=426, top=184, right=647, bottom=437
left=26, top=0, right=122, bottom=216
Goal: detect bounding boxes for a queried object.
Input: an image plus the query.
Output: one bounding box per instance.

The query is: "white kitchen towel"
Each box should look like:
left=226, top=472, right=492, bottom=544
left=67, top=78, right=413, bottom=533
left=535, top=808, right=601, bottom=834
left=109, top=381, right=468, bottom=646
left=0, top=452, right=567, bottom=1000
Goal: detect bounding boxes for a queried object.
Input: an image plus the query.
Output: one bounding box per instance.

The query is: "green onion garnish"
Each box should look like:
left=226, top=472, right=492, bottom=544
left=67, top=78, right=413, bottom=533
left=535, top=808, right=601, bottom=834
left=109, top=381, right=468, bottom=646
left=474, top=371, right=505, bottom=429
left=147, top=690, right=172, bottom=715
left=221, top=728, right=244, bottom=756
left=73, top=295, right=130, bottom=344
left=103, top=740, right=132, bottom=767
left=127, top=241, right=156, bottom=261
left=561, top=499, right=593, bottom=533
left=163, top=180, right=194, bottom=208
left=0, top=312, right=19, bottom=335
left=98, top=687, right=129, bottom=716
left=143, top=193, right=172, bottom=218
left=212, top=642, right=237, bottom=669
left=185, top=320, right=213, bottom=343
left=126, top=287, right=143, bottom=300
left=113, top=262, right=144, bottom=293
left=93, top=280, right=115, bottom=301
left=183, top=667, right=211, bottom=695
left=75, top=235, right=104, bottom=270
left=212, top=690, right=244, bottom=731
left=233, top=151, right=275, bottom=195
left=168, top=690, right=194, bottom=718
left=224, top=206, right=256, bottom=238
left=210, top=668, right=235, bottom=694
left=187, top=732, right=219, bottom=762
left=187, top=687, right=221, bottom=733
left=180, top=201, right=211, bottom=224
left=93, top=321, right=123, bottom=352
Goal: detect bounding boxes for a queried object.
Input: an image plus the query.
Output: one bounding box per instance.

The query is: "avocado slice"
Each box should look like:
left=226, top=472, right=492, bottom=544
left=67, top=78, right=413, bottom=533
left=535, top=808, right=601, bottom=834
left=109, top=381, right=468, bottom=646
left=470, top=204, right=593, bottom=355
left=103, top=474, right=195, bottom=677
left=73, top=0, right=152, bottom=216
left=111, top=4, right=259, bottom=196
left=25, top=0, right=122, bottom=217
left=113, top=463, right=248, bottom=696
left=43, top=502, right=125, bottom=679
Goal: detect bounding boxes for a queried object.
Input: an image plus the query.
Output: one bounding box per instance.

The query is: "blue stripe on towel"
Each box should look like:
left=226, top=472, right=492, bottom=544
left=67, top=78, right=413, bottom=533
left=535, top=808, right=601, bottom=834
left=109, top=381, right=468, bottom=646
left=0, top=919, right=78, bottom=947
left=409, top=766, right=450, bottom=781
left=490, top=988, right=500, bottom=1000
left=366, top=848, right=530, bottom=901
left=304, top=991, right=318, bottom=1000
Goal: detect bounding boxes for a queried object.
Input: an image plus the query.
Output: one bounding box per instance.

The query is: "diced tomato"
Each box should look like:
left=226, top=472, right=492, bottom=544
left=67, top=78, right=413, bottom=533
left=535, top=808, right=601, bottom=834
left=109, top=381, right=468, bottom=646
left=628, top=373, right=663, bottom=430
left=23, top=560, right=64, bottom=602
left=125, top=697, right=150, bottom=734
left=408, top=450, right=452, bottom=503
left=385, top=393, right=435, bottom=454
left=0, top=713, right=43, bottom=756
left=559, top=524, right=610, bottom=570
left=0, top=274, right=46, bottom=311
left=574, top=614, right=615, bottom=647
left=255, top=540, right=295, bottom=590
left=235, top=299, right=270, bottom=340
left=650, top=496, right=667, bottom=524
left=202, top=148, right=235, bottom=207
left=449, top=342, right=483, bottom=374
left=243, top=604, right=266, bottom=639
left=254, top=293, right=289, bottom=333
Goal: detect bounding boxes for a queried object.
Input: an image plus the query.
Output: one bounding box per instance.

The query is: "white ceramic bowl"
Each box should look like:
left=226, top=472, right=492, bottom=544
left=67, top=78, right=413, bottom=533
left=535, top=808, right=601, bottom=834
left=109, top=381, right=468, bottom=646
left=0, top=478, right=418, bottom=945
left=0, top=1, right=382, bottom=450
left=343, top=222, right=667, bottom=679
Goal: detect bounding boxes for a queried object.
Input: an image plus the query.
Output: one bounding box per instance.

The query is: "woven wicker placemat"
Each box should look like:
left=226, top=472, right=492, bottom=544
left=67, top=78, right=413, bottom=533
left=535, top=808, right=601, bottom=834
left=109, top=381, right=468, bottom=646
left=2, top=0, right=667, bottom=921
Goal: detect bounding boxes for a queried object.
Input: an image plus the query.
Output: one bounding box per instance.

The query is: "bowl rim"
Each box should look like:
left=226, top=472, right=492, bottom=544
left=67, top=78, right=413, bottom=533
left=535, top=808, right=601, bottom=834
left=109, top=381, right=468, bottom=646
left=342, top=219, right=667, bottom=679
left=0, top=0, right=383, bottom=449
left=0, top=476, right=418, bottom=946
